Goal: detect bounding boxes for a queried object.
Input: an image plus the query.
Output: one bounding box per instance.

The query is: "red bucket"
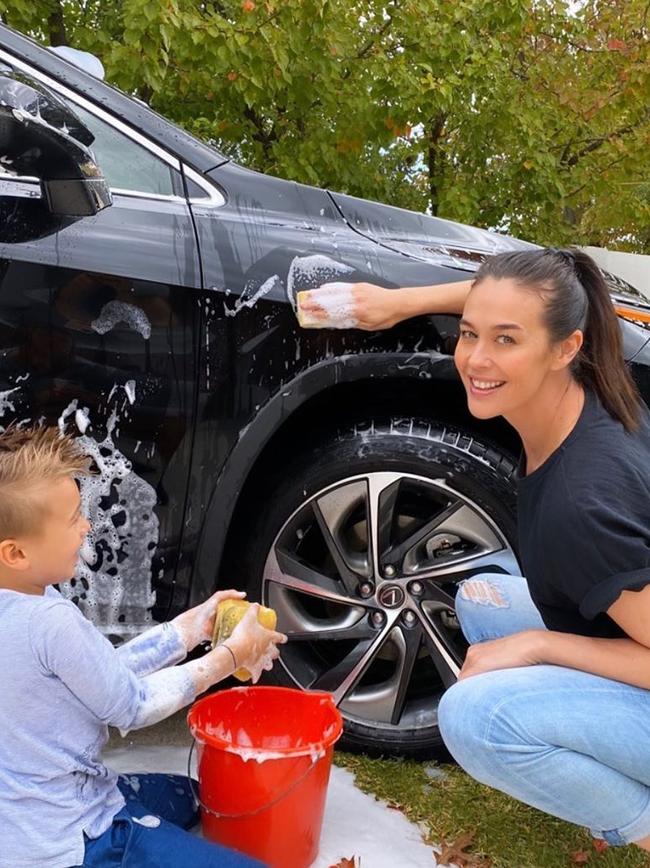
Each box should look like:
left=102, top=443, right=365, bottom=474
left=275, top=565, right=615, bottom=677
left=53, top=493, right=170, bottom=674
left=187, top=686, right=343, bottom=868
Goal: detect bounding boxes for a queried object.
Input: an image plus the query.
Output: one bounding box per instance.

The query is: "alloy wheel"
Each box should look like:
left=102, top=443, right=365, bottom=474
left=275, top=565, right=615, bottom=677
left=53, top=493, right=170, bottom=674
left=262, top=471, right=519, bottom=732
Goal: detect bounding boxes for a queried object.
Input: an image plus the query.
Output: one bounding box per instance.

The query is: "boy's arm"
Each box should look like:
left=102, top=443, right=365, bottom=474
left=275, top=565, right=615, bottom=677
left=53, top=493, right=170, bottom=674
left=115, top=589, right=248, bottom=676
left=116, top=621, right=187, bottom=677
left=30, top=601, right=232, bottom=732
left=31, top=597, right=285, bottom=733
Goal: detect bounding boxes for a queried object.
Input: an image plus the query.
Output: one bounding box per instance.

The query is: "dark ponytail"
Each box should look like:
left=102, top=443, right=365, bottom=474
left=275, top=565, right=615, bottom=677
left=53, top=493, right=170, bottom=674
left=473, top=247, right=642, bottom=432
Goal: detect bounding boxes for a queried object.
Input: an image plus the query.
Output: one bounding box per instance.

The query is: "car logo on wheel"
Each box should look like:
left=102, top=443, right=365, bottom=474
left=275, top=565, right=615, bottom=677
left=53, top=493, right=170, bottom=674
left=378, top=585, right=405, bottom=609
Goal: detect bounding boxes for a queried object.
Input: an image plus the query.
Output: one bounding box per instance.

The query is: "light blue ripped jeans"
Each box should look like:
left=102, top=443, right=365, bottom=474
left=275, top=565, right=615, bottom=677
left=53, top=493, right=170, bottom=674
left=438, top=573, right=650, bottom=847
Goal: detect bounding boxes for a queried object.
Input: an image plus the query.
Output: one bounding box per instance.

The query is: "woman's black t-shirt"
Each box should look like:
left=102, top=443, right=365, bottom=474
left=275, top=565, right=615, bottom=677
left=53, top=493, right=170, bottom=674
left=518, top=390, right=650, bottom=638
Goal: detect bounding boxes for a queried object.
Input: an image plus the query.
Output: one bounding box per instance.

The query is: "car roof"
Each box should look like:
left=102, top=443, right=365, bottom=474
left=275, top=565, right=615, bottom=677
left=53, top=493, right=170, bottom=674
left=0, top=22, right=228, bottom=173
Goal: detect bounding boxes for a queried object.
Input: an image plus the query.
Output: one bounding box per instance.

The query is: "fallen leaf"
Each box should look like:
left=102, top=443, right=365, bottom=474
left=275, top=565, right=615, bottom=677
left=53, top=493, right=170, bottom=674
left=437, top=832, right=491, bottom=866
left=571, top=850, right=589, bottom=864
left=438, top=831, right=475, bottom=862
left=385, top=800, right=404, bottom=811
left=328, top=858, right=358, bottom=868
left=592, top=839, right=609, bottom=854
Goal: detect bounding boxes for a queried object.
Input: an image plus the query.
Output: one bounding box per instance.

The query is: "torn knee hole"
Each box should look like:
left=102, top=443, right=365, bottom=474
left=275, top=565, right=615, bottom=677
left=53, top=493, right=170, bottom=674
left=458, top=580, right=509, bottom=608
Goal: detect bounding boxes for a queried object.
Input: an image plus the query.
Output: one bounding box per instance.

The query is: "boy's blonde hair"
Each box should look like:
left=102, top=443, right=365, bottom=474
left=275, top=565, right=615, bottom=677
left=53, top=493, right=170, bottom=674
left=0, top=426, right=92, bottom=540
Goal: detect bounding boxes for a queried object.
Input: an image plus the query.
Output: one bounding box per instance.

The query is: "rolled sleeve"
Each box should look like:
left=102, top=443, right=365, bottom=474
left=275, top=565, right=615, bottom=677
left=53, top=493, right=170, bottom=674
left=580, top=566, right=650, bottom=620
left=567, top=490, right=650, bottom=620
left=116, top=622, right=187, bottom=676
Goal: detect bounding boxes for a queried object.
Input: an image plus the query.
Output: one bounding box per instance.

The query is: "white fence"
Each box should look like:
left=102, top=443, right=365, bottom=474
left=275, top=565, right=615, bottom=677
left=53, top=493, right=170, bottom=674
left=582, top=246, right=650, bottom=298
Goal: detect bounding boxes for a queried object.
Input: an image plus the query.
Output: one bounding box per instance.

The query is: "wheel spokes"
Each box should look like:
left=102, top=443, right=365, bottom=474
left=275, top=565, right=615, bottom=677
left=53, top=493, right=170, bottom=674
left=385, top=501, right=464, bottom=569
left=310, top=613, right=399, bottom=703
left=273, top=547, right=370, bottom=607
left=366, top=472, right=403, bottom=579
left=417, top=609, right=462, bottom=688
left=410, top=547, right=521, bottom=583
left=419, top=581, right=457, bottom=609
left=387, top=626, right=422, bottom=725
left=286, top=617, right=374, bottom=643
left=312, top=493, right=363, bottom=594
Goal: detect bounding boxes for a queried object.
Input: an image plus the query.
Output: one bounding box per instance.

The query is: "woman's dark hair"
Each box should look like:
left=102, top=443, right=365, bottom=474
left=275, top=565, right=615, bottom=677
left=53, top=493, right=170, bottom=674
left=473, top=247, right=642, bottom=432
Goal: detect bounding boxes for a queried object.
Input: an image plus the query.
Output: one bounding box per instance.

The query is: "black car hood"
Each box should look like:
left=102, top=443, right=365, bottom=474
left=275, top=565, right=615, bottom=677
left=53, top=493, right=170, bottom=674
left=329, top=191, right=535, bottom=272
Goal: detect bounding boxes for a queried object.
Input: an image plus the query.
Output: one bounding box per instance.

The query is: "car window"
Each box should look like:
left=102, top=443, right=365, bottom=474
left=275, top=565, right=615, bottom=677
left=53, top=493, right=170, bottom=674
left=62, top=99, right=176, bottom=196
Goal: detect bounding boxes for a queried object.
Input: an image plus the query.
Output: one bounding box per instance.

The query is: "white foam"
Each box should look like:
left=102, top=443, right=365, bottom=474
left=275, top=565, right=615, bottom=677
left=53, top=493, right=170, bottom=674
left=124, top=380, right=136, bottom=405
left=58, top=399, right=79, bottom=434
left=0, top=386, right=19, bottom=415
left=75, top=407, right=91, bottom=434
left=91, top=301, right=152, bottom=340
left=200, top=722, right=328, bottom=764
left=58, top=395, right=159, bottom=633
left=224, top=275, right=280, bottom=317
left=124, top=774, right=141, bottom=793
left=133, top=814, right=161, bottom=828
left=286, top=255, right=354, bottom=311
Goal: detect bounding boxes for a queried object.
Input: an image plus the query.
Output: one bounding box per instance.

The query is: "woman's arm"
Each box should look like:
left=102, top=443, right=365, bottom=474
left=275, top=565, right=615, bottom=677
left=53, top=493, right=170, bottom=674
left=537, top=631, right=650, bottom=690
left=393, top=281, right=473, bottom=317
left=459, top=628, right=650, bottom=691
left=298, top=280, right=473, bottom=330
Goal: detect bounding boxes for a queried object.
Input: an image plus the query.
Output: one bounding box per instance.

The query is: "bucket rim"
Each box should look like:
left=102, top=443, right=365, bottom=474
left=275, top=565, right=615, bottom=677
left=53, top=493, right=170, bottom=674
left=187, top=686, right=343, bottom=758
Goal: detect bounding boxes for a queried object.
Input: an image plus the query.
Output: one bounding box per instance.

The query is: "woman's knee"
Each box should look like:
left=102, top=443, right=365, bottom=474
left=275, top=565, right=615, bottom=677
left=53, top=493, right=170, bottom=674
left=455, top=573, right=510, bottom=643
left=457, top=575, right=511, bottom=609
left=438, top=677, right=491, bottom=760
left=455, top=573, right=543, bottom=643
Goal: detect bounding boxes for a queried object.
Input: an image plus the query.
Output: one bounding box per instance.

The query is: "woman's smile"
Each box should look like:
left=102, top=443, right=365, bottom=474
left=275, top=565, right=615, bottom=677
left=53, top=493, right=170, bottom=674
left=468, top=377, right=506, bottom=395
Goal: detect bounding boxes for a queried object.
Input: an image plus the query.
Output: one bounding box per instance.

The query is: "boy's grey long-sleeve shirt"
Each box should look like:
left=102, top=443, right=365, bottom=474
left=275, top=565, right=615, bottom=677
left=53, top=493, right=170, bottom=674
left=0, top=585, right=196, bottom=868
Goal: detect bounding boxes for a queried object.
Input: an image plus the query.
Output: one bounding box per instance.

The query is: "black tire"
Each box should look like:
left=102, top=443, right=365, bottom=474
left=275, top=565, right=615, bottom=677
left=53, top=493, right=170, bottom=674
left=240, top=418, right=519, bottom=758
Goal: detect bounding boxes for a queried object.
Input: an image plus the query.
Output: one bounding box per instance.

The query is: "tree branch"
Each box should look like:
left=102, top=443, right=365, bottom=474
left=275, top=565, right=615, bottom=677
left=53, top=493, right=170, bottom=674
left=563, top=107, right=650, bottom=167
left=564, top=153, right=628, bottom=199
left=243, top=105, right=276, bottom=159
left=341, top=2, right=399, bottom=80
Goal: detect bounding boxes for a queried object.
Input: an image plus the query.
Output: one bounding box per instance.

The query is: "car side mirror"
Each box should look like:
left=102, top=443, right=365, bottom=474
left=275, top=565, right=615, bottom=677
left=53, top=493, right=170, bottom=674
left=0, top=62, right=112, bottom=217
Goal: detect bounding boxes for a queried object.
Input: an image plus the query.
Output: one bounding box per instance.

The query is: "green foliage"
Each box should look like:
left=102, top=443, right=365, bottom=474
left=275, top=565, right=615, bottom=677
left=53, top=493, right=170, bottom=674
left=2, top=0, right=648, bottom=251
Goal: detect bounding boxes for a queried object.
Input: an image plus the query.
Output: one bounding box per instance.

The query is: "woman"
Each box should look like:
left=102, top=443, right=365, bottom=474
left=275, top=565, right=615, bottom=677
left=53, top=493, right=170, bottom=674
left=301, top=248, right=650, bottom=852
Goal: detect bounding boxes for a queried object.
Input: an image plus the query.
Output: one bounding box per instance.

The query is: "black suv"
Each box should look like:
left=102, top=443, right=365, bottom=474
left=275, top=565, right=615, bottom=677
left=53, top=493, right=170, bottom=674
left=2, top=23, right=650, bottom=758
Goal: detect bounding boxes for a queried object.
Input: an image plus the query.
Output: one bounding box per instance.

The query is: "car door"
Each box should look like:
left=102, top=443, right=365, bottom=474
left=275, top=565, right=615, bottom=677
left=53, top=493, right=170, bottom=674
left=0, top=52, right=201, bottom=639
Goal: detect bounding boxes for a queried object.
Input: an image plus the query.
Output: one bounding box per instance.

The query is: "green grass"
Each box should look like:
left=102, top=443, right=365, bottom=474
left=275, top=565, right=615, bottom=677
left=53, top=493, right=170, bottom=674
left=334, top=752, right=650, bottom=868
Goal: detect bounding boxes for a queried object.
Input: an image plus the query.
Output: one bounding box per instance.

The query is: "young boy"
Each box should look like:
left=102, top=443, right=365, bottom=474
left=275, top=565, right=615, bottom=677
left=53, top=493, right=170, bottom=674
left=0, top=426, right=286, bottom=867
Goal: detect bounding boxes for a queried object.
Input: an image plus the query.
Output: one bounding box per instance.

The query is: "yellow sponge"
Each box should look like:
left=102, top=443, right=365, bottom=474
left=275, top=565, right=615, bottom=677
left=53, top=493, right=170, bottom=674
left=295, top=283, right=358, bottom=329
left=212, top=599, right=277, bottom=681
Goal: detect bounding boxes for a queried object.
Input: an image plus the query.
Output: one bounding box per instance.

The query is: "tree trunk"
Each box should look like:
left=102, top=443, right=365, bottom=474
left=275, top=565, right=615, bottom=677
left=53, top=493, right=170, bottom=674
left=47, top=2, right=67, bottom=46
left=427, top=114, right=446, bottom=216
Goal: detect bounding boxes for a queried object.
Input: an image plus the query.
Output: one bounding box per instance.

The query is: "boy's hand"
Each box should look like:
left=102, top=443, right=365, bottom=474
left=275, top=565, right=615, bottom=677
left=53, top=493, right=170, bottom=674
left=172, top=589, right=246, bottom=652
left=226, top=603, right=288, bottom=683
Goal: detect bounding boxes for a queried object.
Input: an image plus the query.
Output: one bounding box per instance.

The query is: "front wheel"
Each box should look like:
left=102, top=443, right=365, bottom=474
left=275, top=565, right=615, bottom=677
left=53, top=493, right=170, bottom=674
left=241, top=418, right=520, bottom=758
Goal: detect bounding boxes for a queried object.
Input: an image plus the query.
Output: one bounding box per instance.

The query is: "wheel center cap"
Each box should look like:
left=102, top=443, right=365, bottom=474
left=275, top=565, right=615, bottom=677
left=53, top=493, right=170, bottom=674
left=377, top=584, right=405, bottom=609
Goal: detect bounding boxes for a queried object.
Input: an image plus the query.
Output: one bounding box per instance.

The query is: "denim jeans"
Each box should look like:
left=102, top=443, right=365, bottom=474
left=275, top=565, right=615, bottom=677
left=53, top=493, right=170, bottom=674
left=438, top=573, right=650, bottom=847
left=82, top=773, right=266, bottom=866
